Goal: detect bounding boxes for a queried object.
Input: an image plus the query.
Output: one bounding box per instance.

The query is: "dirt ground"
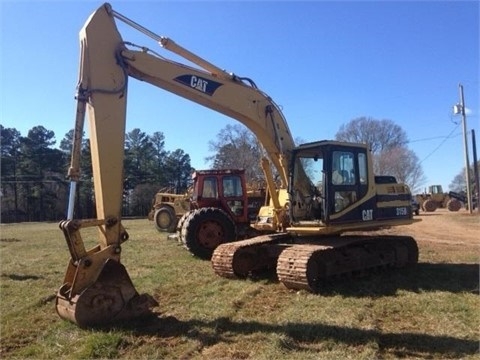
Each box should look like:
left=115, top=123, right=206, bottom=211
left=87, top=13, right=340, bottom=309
left=382, top=208, right=479, bottom=248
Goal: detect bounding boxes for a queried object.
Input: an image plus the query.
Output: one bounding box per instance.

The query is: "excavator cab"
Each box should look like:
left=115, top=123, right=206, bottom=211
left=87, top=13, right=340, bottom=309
left=288, top=140, right=413, bottom=232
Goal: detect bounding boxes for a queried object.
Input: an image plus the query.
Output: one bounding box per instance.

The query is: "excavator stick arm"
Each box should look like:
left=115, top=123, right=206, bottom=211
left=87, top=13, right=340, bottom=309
left=57, top=4, right=158, bottom=327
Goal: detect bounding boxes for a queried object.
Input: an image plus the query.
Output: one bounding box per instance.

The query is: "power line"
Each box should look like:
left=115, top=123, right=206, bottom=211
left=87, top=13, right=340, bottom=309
left=408, top=132, right=461, bottom=144
left=419, top=123, right=461, bottom=164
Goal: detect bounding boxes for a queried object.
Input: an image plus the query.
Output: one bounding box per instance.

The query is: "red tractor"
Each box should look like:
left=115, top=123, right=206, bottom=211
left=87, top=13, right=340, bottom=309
left=173, top=169, right=266, bottom=259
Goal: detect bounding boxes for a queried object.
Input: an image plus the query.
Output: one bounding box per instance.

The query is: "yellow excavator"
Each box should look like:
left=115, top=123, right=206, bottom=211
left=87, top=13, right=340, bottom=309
left=57, top=3, right=418, bottom=328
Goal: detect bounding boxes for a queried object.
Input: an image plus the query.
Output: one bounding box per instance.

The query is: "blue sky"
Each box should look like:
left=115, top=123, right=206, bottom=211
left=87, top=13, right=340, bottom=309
left=1, top=1, right=479, bottom=192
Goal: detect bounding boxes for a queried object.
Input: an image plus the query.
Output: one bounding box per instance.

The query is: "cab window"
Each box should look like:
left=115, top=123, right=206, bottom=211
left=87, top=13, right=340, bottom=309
left=223, top=175, right=244, bottom=216
left=332, top=151, right=357, bottom=213
left=331, top=151, right=355, bottom=185
left=223, top=176, right=243, bottom=197
left=358, top=152, right=367, bottom=185
left=202, top=177, right=217, bottom=198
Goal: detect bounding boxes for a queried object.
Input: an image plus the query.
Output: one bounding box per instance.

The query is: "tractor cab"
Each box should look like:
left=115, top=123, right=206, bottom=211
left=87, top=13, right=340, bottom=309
left=191, top=169, right=250, bottom=225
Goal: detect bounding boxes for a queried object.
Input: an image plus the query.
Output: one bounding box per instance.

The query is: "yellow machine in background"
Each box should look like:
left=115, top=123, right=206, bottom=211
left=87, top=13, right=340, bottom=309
left=57, top=3, right=418, bottom=327
left=148, top=188, right=191, bottom=233
left=415, top=185, right=462, bottom=212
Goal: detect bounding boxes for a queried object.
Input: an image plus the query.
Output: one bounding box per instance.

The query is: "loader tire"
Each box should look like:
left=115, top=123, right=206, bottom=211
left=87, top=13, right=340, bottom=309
left=154, top=206, right=177, bottom=233
left=183, top=207, right=236, bottom=260
left=422, top=199, right=437, bottom=212
left=446, top=198, right=461, bottom=212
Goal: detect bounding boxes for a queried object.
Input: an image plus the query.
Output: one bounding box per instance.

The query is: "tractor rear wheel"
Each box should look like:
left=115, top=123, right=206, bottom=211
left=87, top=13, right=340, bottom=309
left=177, top=210, right=194, bottom=245
left=154, top=206, right=177, bottom=233
left=182, top=207, right=236, bottom=259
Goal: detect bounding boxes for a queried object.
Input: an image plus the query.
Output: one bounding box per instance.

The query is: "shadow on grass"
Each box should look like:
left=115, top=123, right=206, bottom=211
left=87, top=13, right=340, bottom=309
left=235, top=262, right=479, bottom=297
left=118, top=313, right=478, bottom=358
left=83, top=264, right=479, bottom=358
left=314, top=262, right=479, bottom=297
left=1, top=273, right=43, bottom=281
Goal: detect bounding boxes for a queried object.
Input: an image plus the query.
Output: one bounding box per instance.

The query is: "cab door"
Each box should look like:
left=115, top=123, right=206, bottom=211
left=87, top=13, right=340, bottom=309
left=221, top=174, right=249, bottom=223
left=325, top=147, right=369, bottom=224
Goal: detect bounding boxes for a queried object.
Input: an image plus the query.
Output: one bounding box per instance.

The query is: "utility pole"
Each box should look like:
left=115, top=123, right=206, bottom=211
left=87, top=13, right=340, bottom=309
left=453, top=83, right=472, bottom=214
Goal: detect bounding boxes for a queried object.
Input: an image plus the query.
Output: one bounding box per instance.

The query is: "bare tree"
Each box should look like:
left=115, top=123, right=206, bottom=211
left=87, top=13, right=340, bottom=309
left=335, top=117, right=425, bottom=192
left=449, top=161, right=480, bottom=193
left=206, top=124, right=264, bottom=183
left=336, top=117, right=408, bottom=154
left=375, top=147, right=426, bottom=193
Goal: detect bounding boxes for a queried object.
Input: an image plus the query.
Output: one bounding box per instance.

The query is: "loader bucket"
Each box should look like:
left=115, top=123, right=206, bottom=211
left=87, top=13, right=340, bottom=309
left=56, top=259, right=158, bottom=328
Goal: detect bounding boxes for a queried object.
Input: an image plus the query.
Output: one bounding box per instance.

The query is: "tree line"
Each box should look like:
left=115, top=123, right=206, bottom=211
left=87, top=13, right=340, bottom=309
left=1, top=125, right=193, bottom=223
left=7, top=116, right=467, bottom=224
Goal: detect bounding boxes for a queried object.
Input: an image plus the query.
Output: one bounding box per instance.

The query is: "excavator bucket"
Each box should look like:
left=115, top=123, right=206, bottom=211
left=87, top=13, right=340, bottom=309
left=56, top=259, right=158, bottom=328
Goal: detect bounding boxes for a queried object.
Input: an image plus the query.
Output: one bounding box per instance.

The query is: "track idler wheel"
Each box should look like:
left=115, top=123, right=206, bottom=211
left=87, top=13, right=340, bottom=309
left=56, top=259, right=158, bottom=328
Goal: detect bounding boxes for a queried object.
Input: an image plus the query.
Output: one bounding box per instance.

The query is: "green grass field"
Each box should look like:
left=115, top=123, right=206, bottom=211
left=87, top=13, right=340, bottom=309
left=1, top=218, right=478, bottom=359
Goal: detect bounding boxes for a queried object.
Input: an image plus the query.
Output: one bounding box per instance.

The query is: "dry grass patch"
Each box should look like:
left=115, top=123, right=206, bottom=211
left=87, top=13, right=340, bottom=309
left=1, top=215, right=478, bottom=359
